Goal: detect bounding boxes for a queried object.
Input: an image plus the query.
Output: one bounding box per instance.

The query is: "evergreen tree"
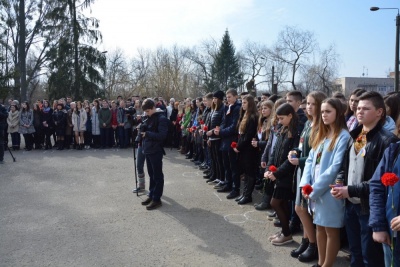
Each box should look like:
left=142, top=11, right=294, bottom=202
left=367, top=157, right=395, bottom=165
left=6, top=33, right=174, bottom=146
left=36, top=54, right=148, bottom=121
left=206, top=30, right=242, bottom=92
left=47, top=0, right=105, bottom=100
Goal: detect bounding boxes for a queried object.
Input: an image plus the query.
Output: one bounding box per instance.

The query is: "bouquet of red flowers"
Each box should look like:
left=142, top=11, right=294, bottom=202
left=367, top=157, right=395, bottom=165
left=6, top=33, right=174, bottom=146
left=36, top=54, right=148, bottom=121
left=302, top=184, right=313, bottom=195
left=381, top=173, right=399, bottom=187
left=269, top=165, right=277, bottom=172
left=203, top=125, right=208, bottom=131
left=230, top=142, right=237, bottom=148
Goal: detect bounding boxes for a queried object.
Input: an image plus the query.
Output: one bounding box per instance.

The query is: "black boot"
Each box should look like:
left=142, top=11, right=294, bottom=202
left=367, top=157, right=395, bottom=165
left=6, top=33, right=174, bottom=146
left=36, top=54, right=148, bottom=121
left=290, top=237, right=309, bottom=258
left=255, top=194, right=272, bottom=210
left=58, top=141, right=64, bottom=150
left=298, top=242, right=318, bottom=262
left=238, top=175, right=254, bottom=205
left=56, top=141, right=61, bottom=150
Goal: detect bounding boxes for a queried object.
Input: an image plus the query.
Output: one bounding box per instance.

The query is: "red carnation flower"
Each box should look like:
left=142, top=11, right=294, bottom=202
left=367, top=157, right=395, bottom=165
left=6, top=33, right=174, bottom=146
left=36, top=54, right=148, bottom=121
left=230, top=142, right=237, bottom=148
left=192, top=126, right=197, bottom=130
left=269, top=165, right=277, bottom=172
left=200, top=120, right=204, bottom=125
left=302, top=184, right=313, bottom=195
left=203, top=125, right=208, bottom=131
left=381, top=173, right=400, bottom=187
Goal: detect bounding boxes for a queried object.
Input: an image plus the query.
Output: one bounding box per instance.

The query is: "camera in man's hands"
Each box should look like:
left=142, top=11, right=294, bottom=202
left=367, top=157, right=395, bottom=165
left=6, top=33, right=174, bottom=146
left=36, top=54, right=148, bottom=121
left=124, top=106, right=136, bottom=116
left=134, top=116, right=149, bottom=145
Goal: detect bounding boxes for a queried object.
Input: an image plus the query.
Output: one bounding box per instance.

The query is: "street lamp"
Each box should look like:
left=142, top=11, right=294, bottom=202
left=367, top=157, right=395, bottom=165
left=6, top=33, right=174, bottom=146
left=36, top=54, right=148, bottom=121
left=370, top=6, right=400, bottom=92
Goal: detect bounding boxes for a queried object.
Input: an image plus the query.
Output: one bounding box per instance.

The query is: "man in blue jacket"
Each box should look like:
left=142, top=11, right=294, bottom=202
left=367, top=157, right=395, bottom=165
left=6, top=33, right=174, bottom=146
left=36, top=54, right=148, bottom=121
left=214, top=88, right=241, bottom=199
left=369, top=141, right=400, bottom=267
left=140, top=99, right=168, bottom=210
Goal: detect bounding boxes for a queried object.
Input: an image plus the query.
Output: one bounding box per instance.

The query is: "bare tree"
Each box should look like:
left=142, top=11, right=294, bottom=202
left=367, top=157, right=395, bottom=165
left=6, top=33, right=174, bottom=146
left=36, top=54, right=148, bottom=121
left=299, top=44, right=339, bottom=96
left=104, top=48, right=131, bottom=99
left=271, top=26, right=317, bottom=90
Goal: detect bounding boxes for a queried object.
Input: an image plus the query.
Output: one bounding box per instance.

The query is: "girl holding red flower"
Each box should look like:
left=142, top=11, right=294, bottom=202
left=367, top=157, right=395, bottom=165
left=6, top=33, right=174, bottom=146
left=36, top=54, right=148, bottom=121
left=288, top=91, right=326, bottom=262
left=251, top=100, right=274, bottom=198
left=299, top=98, right=350, bottom=267
left=231, top=95, right=259, bottom=205
left=264, top=103, right=301, bottom=245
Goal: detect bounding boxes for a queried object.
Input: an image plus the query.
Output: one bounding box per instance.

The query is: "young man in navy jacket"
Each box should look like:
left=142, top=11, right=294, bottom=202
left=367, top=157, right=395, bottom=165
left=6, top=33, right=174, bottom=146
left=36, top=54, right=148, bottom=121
left=214, top=88, right=242, bottom=199
left=140, top=99, right=168, bottom=210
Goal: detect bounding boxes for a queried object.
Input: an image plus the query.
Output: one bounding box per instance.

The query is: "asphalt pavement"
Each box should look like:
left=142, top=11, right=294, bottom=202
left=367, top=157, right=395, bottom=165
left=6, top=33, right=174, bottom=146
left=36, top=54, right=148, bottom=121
left=0, top=146, right=348, bottom=266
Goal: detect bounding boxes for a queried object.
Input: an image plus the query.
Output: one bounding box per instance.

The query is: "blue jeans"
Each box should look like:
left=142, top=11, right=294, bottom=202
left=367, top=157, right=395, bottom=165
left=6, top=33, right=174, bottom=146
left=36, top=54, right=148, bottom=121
left=383, top=239, right=400, bottom=267
left=145, top=152, right=164, bottom=201
left=118, top=126, right=130, bottom=148
left=136, top=146, right=146, bottom=175
left=203, top=144, right=211, bottom=167
left=221, top=149, right=239, bottom=191
left=345, top=202, right=384, bottom=267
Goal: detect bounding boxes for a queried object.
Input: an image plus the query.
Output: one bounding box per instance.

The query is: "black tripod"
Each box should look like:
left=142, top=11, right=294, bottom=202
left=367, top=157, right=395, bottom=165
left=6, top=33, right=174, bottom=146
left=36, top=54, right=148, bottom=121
left=6, top=145, right=16, bottom=162
left=3, top=140, right=16, bottom=162
left=132, top=142, right=139, bottom=196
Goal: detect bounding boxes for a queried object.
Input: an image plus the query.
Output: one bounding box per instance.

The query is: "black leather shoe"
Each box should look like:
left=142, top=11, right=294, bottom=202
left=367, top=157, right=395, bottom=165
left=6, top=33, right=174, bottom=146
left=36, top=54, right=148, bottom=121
left=185, top=155, right=192, bottom=159
left=298, top=243, right=318, bottom=262
left=141, top=197, right=152, bottom=206
left=238, top=197, right=252, bottom=205
left=203, top=174, right=212, bottom=179
left=290, top=238, right=309, bottom=258
left=235, top=195, right=244, bottom=202
left=205, top=178, right=215, bottom=183
left=217, top=186, right=232, bottom=193
left=190, top=158, right=197, bottom=162
left=146, top=200, right=162, bottom=210
left=226, top=190, right=240, bottom=199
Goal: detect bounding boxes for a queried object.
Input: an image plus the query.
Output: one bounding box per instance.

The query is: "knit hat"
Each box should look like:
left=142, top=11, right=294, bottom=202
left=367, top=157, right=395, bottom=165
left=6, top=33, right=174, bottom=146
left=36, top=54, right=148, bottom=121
left=213, top=90, right=225, bottom=100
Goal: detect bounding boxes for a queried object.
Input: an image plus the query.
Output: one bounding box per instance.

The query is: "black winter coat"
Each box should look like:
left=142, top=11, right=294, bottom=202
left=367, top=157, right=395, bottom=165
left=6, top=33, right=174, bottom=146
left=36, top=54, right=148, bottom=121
left=336, top=123, right=398, bottom=214
left=266, top=125, right=301, bottom=189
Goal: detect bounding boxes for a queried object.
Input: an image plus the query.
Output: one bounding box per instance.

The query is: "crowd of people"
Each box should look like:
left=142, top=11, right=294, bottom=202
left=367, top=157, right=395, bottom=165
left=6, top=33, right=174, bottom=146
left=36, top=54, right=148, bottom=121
left=169, top=88, right=400, bottom=267
left=1, top=88, right=400, bottom=267
left=3, top=95, right=151, bottom=152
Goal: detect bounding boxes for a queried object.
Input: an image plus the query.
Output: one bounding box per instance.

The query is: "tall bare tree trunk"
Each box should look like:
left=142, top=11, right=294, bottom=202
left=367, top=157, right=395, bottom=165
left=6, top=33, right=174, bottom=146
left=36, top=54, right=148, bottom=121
left=18, top=0, right=27, bottom=101
left=71, top=0, right=80, bottom=100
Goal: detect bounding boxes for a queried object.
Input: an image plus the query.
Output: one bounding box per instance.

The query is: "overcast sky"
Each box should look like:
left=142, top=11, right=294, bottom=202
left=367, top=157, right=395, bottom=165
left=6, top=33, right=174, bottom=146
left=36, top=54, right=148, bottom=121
left=89, top=0, right=399, bottom=78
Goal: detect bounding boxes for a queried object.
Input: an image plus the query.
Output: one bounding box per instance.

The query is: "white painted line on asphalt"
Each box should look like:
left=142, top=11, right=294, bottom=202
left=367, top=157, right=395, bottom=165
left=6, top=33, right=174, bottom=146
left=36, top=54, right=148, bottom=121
left=213, top=192, right=222, bottom=201
left=223, top=214, right=246, bottom=224
left=244, top=211, right=268, bottom=223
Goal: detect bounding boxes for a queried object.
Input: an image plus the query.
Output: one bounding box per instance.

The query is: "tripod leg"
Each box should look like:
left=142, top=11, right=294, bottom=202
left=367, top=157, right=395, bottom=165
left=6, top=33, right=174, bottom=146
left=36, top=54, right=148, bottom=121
left=133, top=143, right=139, bottom=196
left=6, top=145, right=16, bottom=162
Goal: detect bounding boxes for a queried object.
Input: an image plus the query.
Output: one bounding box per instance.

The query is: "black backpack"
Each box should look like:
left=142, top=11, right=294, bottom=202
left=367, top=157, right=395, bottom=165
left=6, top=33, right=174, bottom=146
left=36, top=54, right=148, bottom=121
left=153, top=112, right=174, bottom=149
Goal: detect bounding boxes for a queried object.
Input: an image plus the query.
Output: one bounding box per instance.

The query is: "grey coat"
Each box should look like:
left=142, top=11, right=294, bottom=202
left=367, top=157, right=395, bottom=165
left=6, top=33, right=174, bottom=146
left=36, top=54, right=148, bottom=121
left=19, top=110, right=36, bottom=134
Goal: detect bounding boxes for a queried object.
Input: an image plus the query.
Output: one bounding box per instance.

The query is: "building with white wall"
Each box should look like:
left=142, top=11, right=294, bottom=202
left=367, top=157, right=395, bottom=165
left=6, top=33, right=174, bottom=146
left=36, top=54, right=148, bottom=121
left=334, top=77, right=394, bottom=97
